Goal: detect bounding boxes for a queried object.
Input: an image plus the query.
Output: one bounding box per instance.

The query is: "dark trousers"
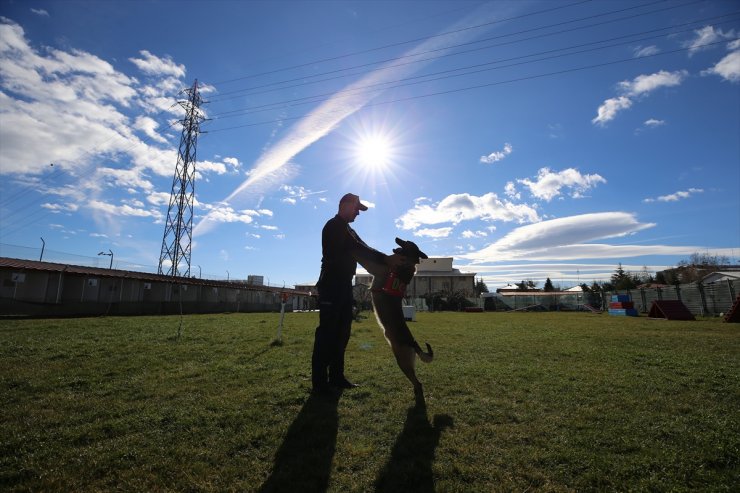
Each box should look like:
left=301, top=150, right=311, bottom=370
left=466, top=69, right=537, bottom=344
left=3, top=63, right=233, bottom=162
left=311, top=294, right=353, bottom=388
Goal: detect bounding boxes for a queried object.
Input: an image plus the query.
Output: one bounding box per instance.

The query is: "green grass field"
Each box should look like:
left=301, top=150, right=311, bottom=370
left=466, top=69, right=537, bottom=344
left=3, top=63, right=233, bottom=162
left=1, top=311, right=738, bottom=492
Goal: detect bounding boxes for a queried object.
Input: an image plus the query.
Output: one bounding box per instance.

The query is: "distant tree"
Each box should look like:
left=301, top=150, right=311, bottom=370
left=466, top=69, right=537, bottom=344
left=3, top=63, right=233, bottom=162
left=515, top=280, right=538, bottom=291
left=637, top=266, right=654, bottom=285
left=543, top=278, right=555, bottom=292
left=580, top=283, right=591, bottom=292
left=678, top=252, right=730, bottom=268
left=474, top=279, right=489, bottom=296
left=673, top=252, right=732, bottom=283
left=655, top=271, right=667, bottom=284
left=610, top=263, right=637, bottom=290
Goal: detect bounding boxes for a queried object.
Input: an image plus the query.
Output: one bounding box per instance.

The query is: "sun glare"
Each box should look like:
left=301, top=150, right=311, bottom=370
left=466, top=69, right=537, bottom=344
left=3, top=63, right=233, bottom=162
left=355, top=133, right=394, bottom=171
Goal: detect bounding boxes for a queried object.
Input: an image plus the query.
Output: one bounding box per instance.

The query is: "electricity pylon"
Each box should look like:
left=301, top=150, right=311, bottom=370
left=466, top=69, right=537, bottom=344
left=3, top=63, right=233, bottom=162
left=158, top=80, right=205, bottom=277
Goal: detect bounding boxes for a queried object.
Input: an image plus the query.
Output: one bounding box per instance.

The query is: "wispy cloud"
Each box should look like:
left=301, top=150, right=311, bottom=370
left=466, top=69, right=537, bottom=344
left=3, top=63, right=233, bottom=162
left=461, top=212, right=664, bottom=263
left=592, top=70, right=687, bottom=125
left=415, top=227, right=453, bottom=238
left=643, top=188, right=703, bottom=203
left=684, top=25, right=737, bottom=57
left=633, top=45, right=659, bottom=57
left=480, top=143, right=512, bottom=164
left=280, top=184, right=327, bottom=205
left=0, top=19, right=186, bottom=180
left=396, top=192, right=539, bottom=231
left=517, top=168, right=606, bottom=201
left=129, top=50, right=185, bottom=78
left=504, top=181, right=520, bottom=200
left=30, top=8, right=49, bottom=17
left=197, top=203, right=271, bottom=225
left=461, top=230, right=488, bottom=239
left=592, top=96, right=632, bottom=125
left=702, top=45, right=740, bottom=83
left=644, top=118, right=665, bottom=127
left=194, top=2, right=520, bottom=237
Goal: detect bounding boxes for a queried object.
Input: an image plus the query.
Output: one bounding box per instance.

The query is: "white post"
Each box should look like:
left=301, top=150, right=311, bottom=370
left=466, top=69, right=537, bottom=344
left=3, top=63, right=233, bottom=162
left=276, top=301, right=286, bottom=340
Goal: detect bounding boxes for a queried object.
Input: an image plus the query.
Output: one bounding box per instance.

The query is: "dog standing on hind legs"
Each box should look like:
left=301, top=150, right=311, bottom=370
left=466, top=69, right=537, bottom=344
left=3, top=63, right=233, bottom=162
left=360, top=237, right=434, bottom=399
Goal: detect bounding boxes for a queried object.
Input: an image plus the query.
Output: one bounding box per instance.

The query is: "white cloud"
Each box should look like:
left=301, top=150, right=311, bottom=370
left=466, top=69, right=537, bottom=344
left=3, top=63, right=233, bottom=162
left=633, top=45, right=659, bottom=57
left=593, top=70, right=686, bottom=125
left=684, top=26, right=737, bottom=56
left=395, top=192, right=540, bottom=231
left=30, top=8, right=49, bottom=17
left=96, top=167, right=154, bottom=192
left=592, top=96, right=632, bottom=125
left=644, top=118, right=665, bottom=127
left=195, top=203, right=271, bottom=225
left=134, top=116, right=168, bottom=143
left=504, top=181, right=520, bottom=200
left=517, top=168, right=606, bottom=201
left=41, top=202, right=79, bottom=213
left=643, top=188, right=703, bottom=203
left=480, top=143, right=512, bottom=164
left=0, top=16, right=193, bottom=246
left=461, top=212, right=658, bottom=263
left=279, top=184, right=326, bottom=204
left=462, top=230, right=487, bottom=239
left=88, top=199, right=160, bottom=218
left=703, top=50, right=740, bottom=83
left=197, top=157, right=242, bottom=176
left=618, top=70, right=687, bottom=96
left=415, top=227, right=453, bottom=238
left=146, top=191, right=172, bottom=206
left=128, top=50, right=185, bottom=78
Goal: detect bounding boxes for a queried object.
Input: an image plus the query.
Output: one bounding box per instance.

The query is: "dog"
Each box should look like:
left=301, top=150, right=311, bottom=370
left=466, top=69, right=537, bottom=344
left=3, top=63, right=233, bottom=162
left=359, top=237, right=433, bottom=398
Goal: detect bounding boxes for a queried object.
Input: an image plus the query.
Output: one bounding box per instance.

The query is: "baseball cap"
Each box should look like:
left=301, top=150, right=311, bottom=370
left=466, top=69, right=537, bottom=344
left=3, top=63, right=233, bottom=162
left=339, top=193, right=368, bottom=211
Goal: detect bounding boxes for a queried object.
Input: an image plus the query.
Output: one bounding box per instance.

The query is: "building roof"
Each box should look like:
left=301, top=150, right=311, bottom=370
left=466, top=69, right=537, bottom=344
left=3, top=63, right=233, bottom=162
left=701, top=271, right=740, bottom=283
left=0, top=257, right=308, bottom=294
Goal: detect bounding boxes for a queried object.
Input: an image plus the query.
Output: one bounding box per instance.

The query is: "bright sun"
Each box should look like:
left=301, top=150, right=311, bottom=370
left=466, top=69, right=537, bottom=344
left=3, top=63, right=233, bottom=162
left=355, top=133, right=394, bottom=171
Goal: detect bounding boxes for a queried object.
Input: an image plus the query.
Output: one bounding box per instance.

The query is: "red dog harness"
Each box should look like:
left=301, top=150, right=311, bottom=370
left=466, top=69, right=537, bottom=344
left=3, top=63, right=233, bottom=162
left=372, top=271, right=407, bottom=297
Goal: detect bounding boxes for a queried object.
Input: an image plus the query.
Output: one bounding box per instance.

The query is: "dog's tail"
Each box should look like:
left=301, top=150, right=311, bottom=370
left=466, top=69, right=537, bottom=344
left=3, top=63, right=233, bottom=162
left=415, top=342, right=434, bottom=363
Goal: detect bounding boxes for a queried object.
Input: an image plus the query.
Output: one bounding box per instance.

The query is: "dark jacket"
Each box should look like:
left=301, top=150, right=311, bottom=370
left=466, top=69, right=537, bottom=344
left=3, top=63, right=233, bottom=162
left=316, top=214, right=385, bottom=297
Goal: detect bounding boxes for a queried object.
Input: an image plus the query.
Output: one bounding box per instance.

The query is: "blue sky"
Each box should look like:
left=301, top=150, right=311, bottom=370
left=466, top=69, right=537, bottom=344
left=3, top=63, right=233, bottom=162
left=0, top=0, right=738, bottom=289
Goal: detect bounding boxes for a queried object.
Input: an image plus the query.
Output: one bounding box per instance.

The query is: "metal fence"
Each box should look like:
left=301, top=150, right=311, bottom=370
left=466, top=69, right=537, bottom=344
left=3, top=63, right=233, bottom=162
left=613, top=279, right=737, bottom=317
left=399, top=280, right=738, bottom=317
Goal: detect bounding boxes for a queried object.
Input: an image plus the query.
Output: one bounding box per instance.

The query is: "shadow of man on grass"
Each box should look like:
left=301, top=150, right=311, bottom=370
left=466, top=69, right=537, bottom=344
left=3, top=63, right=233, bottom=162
left=374, top=396, right=454, bottom=493
left=257, top=391, right=340, bottom=493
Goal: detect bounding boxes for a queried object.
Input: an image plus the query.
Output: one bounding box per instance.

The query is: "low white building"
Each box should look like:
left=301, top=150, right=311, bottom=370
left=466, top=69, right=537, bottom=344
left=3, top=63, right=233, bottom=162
left=355, top=257, right=476, bottom=297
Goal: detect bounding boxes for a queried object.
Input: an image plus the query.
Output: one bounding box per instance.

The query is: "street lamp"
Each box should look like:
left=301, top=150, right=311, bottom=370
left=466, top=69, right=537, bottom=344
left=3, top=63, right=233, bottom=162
left=98, top=249, right=113, bottom=269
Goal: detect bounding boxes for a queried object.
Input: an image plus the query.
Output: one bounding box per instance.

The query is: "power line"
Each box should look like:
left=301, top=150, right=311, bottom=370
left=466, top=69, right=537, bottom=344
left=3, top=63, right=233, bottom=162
left=212, top=0, right=596, bottom=86
left=207, top=0, right=687, bottom=102
left=205, top=13, right=739, bottom=122
left=204, top=38, right=735, bottom=135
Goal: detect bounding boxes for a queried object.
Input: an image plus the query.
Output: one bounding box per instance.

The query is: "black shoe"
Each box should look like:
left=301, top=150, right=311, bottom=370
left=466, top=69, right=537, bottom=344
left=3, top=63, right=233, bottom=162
left=330, top=379, right=359, bottom=389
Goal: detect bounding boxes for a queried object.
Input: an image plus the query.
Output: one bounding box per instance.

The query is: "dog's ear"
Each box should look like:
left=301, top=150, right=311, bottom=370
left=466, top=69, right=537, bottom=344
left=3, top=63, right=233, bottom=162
left=395, top=237, right=405, bottom=248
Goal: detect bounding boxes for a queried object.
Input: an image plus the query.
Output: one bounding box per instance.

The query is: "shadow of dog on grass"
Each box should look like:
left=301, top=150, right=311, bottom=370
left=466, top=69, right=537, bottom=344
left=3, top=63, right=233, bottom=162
left=374, top=397, right=454, bottom=493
